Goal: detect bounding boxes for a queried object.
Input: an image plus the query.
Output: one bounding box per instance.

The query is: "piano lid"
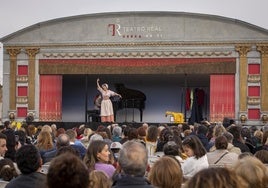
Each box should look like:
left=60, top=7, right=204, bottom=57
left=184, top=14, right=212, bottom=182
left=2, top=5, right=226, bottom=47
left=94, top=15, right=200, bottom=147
left=114, top=83, right=146, bottom=101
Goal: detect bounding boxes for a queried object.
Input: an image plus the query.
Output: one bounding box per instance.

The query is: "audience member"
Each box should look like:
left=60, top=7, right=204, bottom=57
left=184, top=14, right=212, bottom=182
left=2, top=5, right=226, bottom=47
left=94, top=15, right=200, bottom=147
left=163, top=141, right=184, bottom=163
left=80, top=127, right=93, bottom=148
left=254, top=150, right=268, bottom=165
left=0, top=158, right=18, bottom=181
left=137, top=126, right=146, bottom=142
left=65, top=129, right=86, bottom=159
left=238, top=152, right=253, bottom=159
left=185, top=167, right=248, bottom=188
left=207, top=135, right=238, bottom=167
left=261, top=130, right=268, bottom=150
left=241, top=127, right=255, bottom=153
left=47, top=153, right=89, bottom=188
left=84, top=140, right=115, bottom=178
left=35, top=130, right=55, bottom=160
left=253, top=129, right=263, bottom=150
left=2, top=129, right=16, bottom=161
left=233, top=156, right=268, bottom=188
left=228, top=125, right=250, bottom=153
left=181, top=135, right=208, bottom=179
left=196, top=125, right=210, bottom=151
left=221, top=132, right=241, bottom=154
left=0, top=133, right=7, bottom=159
left=112, top=140, right=154, bottom=187
left=42, top=133, right=70, bottom=164
left=112, top=125, right=122, bottom=142
left=5, top=144, right=46, bottom=188
left=89, top=170, right=112, bottom=188
left=208, top=124, right=226, bottom=151
left=148, top=156, right=183, bottom=188
left=120, top=125, right=131, bottom=144
left=145, top=125, right=158, bottom=156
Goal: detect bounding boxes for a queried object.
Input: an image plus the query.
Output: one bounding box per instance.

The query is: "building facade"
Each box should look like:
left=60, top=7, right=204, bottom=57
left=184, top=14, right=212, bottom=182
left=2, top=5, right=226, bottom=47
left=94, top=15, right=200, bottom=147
left=1, top=12, right=268, bottom=125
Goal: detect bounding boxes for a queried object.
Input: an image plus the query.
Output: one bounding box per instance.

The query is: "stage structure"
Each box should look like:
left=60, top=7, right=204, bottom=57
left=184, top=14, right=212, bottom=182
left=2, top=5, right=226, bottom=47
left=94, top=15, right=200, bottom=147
left=1, top=12, right=268, bottom=125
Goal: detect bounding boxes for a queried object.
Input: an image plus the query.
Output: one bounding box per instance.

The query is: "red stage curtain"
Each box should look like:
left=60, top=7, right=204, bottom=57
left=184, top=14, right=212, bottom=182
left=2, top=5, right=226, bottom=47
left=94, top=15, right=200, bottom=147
left=210, top=75, right=235, bottom=122
left=39, top=75, right=62, bottom=121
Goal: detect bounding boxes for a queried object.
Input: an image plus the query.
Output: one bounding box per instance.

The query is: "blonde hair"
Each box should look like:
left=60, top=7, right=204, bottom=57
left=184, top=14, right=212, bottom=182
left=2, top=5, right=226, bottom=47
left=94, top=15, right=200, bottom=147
left=89, top=170, right=111, bottom=188
left=213, top=124, right=226, bottom=138
left=234, top=156, right=268, bottom=188
left=36, top=131, right=54, bottom=150
left=149, top=156, right=183, bottom=188
left=254, top=130, right=263, bottom=141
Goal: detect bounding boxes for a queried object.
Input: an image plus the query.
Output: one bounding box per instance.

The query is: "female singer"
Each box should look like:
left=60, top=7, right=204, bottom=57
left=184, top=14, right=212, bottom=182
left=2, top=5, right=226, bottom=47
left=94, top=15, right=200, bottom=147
left=97, top=78, right=121, bottom=122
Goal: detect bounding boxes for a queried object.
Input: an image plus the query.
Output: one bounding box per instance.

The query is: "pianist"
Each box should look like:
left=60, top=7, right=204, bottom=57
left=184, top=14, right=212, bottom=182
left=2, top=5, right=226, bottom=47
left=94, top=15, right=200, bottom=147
left=97, top=78, right=122, bottom=122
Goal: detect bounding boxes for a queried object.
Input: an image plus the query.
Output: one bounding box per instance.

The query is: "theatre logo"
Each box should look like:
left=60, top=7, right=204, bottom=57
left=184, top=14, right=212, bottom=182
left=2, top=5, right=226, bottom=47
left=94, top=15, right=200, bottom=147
left=107, top=22, right=163, bottom=39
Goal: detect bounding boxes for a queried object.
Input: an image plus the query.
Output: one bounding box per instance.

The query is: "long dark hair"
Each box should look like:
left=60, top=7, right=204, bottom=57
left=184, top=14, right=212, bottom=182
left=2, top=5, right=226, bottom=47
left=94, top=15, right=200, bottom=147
left=84, top=140, right=108, bottom=171
left=182, top=135, right=206, bottom=159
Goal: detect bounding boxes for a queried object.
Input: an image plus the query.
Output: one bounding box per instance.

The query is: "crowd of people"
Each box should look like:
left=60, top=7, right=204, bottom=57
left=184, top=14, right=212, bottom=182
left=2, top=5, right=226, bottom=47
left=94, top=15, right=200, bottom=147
left=0, top=119, right=267, bottom=188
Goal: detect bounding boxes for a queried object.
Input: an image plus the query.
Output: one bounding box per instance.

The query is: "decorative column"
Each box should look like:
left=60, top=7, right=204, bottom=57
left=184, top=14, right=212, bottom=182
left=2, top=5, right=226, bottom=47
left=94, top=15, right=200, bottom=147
left=257, top=45, right=268, bottom=114
left=235, top=45, right=251, bottom=113
left=6, top=48, right=21, bottom=110
left=25, top=48, right=40, bottom=110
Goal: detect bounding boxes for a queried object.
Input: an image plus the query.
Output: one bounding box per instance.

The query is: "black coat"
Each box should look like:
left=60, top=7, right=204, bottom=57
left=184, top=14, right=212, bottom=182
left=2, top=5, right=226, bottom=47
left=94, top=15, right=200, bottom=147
left=112, top=174, right=155, bottom=188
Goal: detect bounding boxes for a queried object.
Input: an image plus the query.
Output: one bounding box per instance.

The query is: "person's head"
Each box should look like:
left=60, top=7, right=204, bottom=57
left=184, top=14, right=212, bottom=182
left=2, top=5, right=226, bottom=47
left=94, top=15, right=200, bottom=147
left=213, top=124, right=226, bottom=138
left=2, top=129, right=16, bottom=161
left=149, top=156, right=183, bottom=188
left=16, top=145, right=42, bottom=174
left=36, top=130, right=54, bottom=150
left=146, top=125, right=159, bottom=142
left=254, top=130, right=263, bottom=142
left=65, top=129, right=77, bottom=142
left=215, top=135, right=228, bottom=150
left=56, top=127, right=66, bottom=137
left=137, top=127, right=146, bottom=140
left=56, top=133, right=70, bottom=148
left=102, top=83, right=108, bottom=90
left=182, top=135, right=206, bottom=158
left=47, top=153, right=89, bottom=188
left=197, top=125, right=208, bottom=135
left=0, top=133, right=7, bottom=157
left=234, top=156, right=268, bottom=188
left=241, top=127, right=251, bottom=140
left=89, top=170, right=112, bottom=188
left=27, top=124, right=37, bottom=137
left=56, top=146, right=80, bottom=158
left=84, top=140, right=110, bottom=170
left=262, top=130, right=268, bottom=145
left=118, top=140, right=148, bottom=176
left=228, top=125, right=242, bottom=140
left=127, top=128, right=138, bottom=140
left=186, top=167, right=247, bottom=188
left=112, top=126, right=122, bottom=137
left=4, top=121, right=10, bottom=129
left=238, top=152, right=253, bottom=159
left=0, top=158, right=18, bottom=181
left=41, top=125, right=52, bottom=133
left=254, top=150, right=268, bottom=164
left=222, top=131, right=234, bottom=143
left=163, top=141, right=180, bottom=156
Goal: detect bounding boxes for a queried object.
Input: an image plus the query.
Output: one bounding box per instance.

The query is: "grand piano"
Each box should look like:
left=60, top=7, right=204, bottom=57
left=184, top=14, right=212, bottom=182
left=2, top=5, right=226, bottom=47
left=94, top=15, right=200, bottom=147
left=111, top=83, right=146, bottom=122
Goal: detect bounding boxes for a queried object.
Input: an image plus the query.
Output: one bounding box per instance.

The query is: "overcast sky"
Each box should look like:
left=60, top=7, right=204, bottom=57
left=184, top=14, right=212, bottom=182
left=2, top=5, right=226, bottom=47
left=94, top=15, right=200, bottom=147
left=1, top=0, right=268, bottom=84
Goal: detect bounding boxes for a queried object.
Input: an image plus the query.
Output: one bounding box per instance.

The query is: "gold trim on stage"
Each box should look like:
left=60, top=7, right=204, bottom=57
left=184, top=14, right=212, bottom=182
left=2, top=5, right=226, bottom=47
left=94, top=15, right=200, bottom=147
left=235, top=45, right=251, bottom=112
left=257, top=45, right=268, bottom=112
left=6, top=48, right=21, bottom=110
left=25, top=48, right=40, bottom=110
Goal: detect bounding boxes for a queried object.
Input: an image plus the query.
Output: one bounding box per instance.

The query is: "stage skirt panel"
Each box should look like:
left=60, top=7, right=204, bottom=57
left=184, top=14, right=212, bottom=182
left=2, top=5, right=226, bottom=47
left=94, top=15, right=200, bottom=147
left=100, top=99, right=114, bottom=116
